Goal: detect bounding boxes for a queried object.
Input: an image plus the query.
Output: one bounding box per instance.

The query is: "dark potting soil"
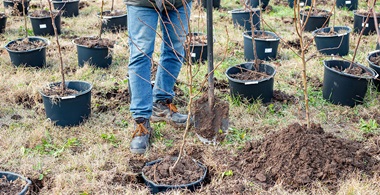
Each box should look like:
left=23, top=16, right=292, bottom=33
left=355, top=10, right=380, bottom=17
left=0, top=175, right=27, bottom=195
left=234, top=123, right=380, bottom=190
left=74, top=37, right=115, bottom=48
left=186, top=34, right=207, bottom=45
left=142, top=156, right=204, bottom=185
left=29, top=10, right=57, bottom=17
left=370, top=55, right=380, bottom=66
left=103, top=10, right=125, bottom=16
left=332, top=65, right=372, bottom=77
left=272, top=90, right=297, bottom=103
left=315, top=29, right=349, bottom=36
left=301, top=9, right=331, bottom=17
left=192, top=94, right=228, bottom=141
left=229, top=66, right=270, bottom=81
left=41, top=84, right=79, bottom=97
left=7, top=38, right=47, bottom=51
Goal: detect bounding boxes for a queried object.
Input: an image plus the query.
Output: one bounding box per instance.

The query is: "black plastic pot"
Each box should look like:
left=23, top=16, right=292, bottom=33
left=29, top=12, right=61, bottom=36
left=336, top=0, right=358, bottom=11
left=3, top=0, right=29, bottom=15
left=230, top=8, right=260, bottom=31
left=300, top=9, right=331, bottom=32
left=5, top=36, right=49, bottom=68
left=249, top=0, right=270, bottom=9
left=53, top=0, right=79, bottom=17
left=288, top=0, right=311, bottom=8
left=40, top=80, right=92, bottom=127
left=73, top=37, right=113, bottom=68
left=0, top=14, right=6, bottom=33
left=225, top=63, right=276, bottom=103
left=243, top=30, right=280, bottom=61
left=376, top=42, right=380, bottom=50
left=323, top=59, right=377, bottom=107
left=312, top=26, right=351, bottom=56
left=0, top=171, right=31, bottom=195
left=98, top=10, right=127, bottom=32
left=367, top=51, right=380, bottom=91
left=200, top=0, right=220, bottom=8
left=142, top=158, right=207, bottom=194
left=353, top=10, right=380, bottom=35
left=186, top=32, right=208, bottom=64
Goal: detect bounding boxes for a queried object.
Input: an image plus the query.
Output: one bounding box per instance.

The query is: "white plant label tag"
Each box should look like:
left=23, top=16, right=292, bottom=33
left=191, top=53, right=196, bottom=57
left=300, top=2, right=305, bottom=6
left=345, top=1, right=351, bottom=4
left=245, top=81, right=258, bottom=85
left=265, top=48, right=273, bottom=53
left=362, top=23, right=369, bottom=27
left=39, top=24, right=47, bottom=29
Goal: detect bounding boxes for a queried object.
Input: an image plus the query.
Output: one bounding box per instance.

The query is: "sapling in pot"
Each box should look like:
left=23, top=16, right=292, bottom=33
left=39, top=0, right=92, bottom=127
left=73, top=0, right=115, bottom=68
left=4, top=0, right=49, bottom=67
left=98, top=0, right=128, bottom=32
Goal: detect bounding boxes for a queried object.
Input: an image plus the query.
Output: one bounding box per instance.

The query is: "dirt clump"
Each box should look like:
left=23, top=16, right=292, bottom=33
left=0, top=175, right=27, bottom=195
left=234, top=123, right=380, bottom=191
left=272, top=90, right=297, bottom=103
left=332, top=65, right=372, bottom=77
left=192, top=94, right=229, bottom=142
left=142, top=155, right=204, bottom=185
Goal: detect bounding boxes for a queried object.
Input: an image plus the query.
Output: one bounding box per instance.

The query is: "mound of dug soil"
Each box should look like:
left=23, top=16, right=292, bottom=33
left=237, top=123, right=379, bottom=190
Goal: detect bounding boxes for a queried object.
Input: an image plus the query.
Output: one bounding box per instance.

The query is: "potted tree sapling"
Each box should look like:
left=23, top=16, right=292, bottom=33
left=366, top=1, right=380, bottom=91
left=39, top=0, right=92, bottom=127
left=230, top=0, right=261, bottom=32
left=73, top=0, right=115, bottom=68
left=299, top=2, right=332, bottom=32
left=0, top=171, right=32, bottom=195
left=97, top=0, right=127, bottom=32
left=353, top=8, right=380, bottom=35
left=312, top=2, right=352, bottom=56
left=323, top=0, right=377, bottom=107
left=3, top=0, right=29, bottom=16
left=4, top=0, right=49, bottom=67
left=52, top=0, right=79, bottom=17
left=28, top=2, right=62, bottom=36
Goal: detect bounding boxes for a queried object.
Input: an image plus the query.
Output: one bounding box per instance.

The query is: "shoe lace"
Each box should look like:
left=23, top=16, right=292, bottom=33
left=132, top=123, right=149, bottom=138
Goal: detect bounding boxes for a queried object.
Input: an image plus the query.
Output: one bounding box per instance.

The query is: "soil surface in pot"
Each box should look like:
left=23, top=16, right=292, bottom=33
left=74, top=37, right=114, bottom=48
left=102, top=10, right=125, bottom=16
left=7, top=38, right=48, bottom=51
left=41, top=84, right=79, bottom=97
left=355, top=10, right=380, bottom=17
left=0, top=175, right=27, bottom=195
left=332, top=65, right=372, bottom=77
left=229, top=66, right=270, bottom=81
left=143, top=155, right=204, bottom=185
left=370, top=55, right=380, bottom=66
left=301, top=9, right=331, bottom=17
left=219, top=123, right=380, bottom=191
left=192, top=94, right=229, bottom=141
left=29, top=10, right=57, bottom=17
left=186, top=34, right=207, bottom=45
left=315, top=28, right=348, bottom=36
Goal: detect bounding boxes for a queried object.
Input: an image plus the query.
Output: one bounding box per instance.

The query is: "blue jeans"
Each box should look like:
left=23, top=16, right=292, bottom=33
left=127, top=3, right=192, bottom=119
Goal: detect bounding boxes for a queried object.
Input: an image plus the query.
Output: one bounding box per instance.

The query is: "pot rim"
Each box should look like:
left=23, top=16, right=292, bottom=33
left=39, top=80, right=93, bottom=99
left=243, top=30, right=280, bottom=41
left=141, top=157, right=207, bottom=188
left=52, top=0, right=79, bottom=3
left=96, top=10, right=127, bottom=19
left=225, top=62, right=277, bottom=84
left=300, top=8, right=331, bottom=18
left=0, top=171, right=32, bottom=194
left=228, top=8, right=260, bottom=14
left=28, top=11, right=61, bottom=19
left=186, top=32, right=214, bottom=46
left=323, top=59, right=377, bottom=79
left=353, top=10, right=380, bottom=18
left=72, top=36, right=113, bottom=49
left=312, top=26, right=352, bottom=37
left=4, top=36, right=50, bottom=52
left=367, top=50, right=380, bottom=69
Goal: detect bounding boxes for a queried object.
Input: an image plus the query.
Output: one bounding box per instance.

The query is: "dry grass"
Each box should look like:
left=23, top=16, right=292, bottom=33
left=0, top=0, right=380, bottom=194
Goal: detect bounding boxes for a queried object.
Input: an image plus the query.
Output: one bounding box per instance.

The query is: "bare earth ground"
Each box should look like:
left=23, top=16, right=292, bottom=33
left=1, top=0, right=380, bottom=194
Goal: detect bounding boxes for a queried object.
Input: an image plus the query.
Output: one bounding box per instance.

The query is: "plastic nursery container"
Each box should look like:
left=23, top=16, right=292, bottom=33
left=0, top=171, right=32, bottom=195
left=243, top=30, right=280, bottom=61
left=312, top=26, right=351, bottom=56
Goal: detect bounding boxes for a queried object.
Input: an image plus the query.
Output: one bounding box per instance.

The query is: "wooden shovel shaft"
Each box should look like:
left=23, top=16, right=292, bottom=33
left=207, top=0, right=214, bottom=108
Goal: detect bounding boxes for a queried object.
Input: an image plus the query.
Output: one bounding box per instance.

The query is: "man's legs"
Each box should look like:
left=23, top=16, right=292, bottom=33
left=127, top=5, right=159, bottom=154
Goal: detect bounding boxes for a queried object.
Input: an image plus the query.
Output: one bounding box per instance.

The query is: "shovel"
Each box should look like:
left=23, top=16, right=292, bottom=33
left=194, top=0, right=229, bottom=145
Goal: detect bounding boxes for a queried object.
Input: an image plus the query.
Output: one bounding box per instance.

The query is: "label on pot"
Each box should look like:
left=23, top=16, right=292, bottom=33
left=345, top=1, right=351, bottom=4
left=191, top=53, right=196, bottom=57
left=39, top=24, right=47, bottom=29
left=265, top=48, right=273, bottom=53
left=300, top=2, right=305, bottom=6
left=362, top=23, right=369, bottom=27
left=245, top=81, right=258, bottom=85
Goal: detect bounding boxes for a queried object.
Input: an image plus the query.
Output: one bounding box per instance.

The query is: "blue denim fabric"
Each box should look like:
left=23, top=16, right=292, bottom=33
left=127, top=3, right=192, bottom=119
